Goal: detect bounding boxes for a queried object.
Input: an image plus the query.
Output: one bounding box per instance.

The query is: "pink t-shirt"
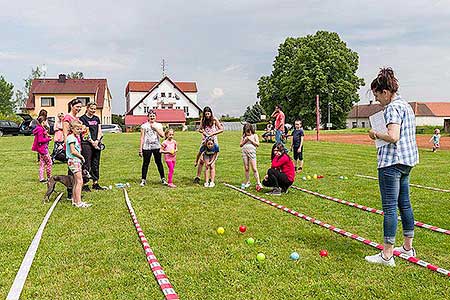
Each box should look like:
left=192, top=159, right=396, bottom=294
left=162, top=139, right=177, bottom=161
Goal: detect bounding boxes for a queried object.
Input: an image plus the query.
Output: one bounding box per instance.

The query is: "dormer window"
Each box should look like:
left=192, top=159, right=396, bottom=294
left=161, top=92, right=166, bottom=97
left=168, top=92, right=172, bottom=97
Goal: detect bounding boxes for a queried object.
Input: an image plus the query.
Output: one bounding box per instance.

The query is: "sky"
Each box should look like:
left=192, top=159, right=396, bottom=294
left=1, top=0, right=449, bottom=116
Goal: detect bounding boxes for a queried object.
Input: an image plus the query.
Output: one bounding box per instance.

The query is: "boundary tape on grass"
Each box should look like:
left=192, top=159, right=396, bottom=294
left=223, top=183, right=450, bottom=278
left=7, top=192, right=63, bottom=300
left=356, top=174, right=450, bottom=193
left=123, top=189, right=179, bottom=300
left=291, top=186, right=450, bottom=236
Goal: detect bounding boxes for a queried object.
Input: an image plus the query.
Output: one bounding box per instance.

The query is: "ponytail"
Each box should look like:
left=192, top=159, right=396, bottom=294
left=370, top=67, right=398, bottom=94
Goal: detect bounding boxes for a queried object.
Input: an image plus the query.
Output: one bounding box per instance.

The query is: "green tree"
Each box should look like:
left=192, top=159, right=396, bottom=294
left=15, top=65, right=47, bottom=111
left=67, top=71, right=84, bottom=79
left=257, top=31, right=365, bottom=129
left=0, top=75, right=15, bottom=114
left=242, top=102, right=266, bottom=123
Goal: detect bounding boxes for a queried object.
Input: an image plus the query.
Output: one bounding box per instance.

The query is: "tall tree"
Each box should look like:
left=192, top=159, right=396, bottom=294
left=242, top=102, right=266, bottom=123
left=67, top=71, right=84, bottom=79
left=15, top=65, right=47, bottom=111
left=0, top=75, right=15, bottom=114
left=257, top=31, right=365, bottom=128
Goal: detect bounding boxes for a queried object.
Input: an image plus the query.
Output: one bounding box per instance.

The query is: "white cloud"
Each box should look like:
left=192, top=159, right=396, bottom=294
left=210, top=88, right=224, bottom=99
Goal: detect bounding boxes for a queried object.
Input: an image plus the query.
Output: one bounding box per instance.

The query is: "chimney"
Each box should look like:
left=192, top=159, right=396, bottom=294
left=58, top=74, right=66, bottom=83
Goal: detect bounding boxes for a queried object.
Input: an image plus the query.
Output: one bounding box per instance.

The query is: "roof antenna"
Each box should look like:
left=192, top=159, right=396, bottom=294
left=161, top=59, right=167, bottom=78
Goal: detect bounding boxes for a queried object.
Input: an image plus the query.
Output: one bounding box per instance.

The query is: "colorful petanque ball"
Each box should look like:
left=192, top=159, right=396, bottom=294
left=246, top=237, right=255, bottom=245
left=307, top=176, right=311, bottom=180
left=256, top=253, right=266, bottom=262
left=256, top=185, right=262, bottom=192
left=290, top=252, right=300, bottom=260
left=344, top=176, right=348, bottom=180
left=313, top=174, right=318, bottom=179
left=319, top=250, right=328, bottom=257
left=109, top=185, right=113, bottom=190
left=302, top=176, right=307, bottom=181
left=239, top=225, right=247, bottom=233
left=217, top=227, right=225, bottom=234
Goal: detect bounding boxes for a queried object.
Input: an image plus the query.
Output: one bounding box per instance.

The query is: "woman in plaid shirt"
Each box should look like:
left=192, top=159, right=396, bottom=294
left=365, top=68, right=419, bottom=267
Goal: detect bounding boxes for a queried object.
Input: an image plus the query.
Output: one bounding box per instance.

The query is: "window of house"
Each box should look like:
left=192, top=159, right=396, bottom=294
left=168, top=92, right=172, bottom=97
left=144, top=106, right=149, bottom=113
left=153, top=106, right=158, bottom=110
left=352, top=121, right=357, bottom=128
left=76, top=97, right=90, bottom=106
left=41, top=97, right=55, bottom=107
left=161, top=92, right=166, bottom=97
left=176, top=106, right=180, bottom=110
left=361, top=121, right=365, bottom=128
left=183, top=106, right=189, bottom=117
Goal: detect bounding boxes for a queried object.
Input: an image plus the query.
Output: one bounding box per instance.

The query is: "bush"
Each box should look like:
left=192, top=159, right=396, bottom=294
left=0, top=113, right=21, bottom=124
left=256, top=122, right=268, bottom=131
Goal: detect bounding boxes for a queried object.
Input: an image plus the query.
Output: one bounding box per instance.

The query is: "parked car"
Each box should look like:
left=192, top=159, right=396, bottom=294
left=17, top=114, right=55, bottom=135
left=0, top=120, right=20, bottom=136
left=101, top=124, right=122, bottom=133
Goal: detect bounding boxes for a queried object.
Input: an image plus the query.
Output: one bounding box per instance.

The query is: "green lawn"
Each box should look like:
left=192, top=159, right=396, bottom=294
left=1, top=131, right=449, bottom=299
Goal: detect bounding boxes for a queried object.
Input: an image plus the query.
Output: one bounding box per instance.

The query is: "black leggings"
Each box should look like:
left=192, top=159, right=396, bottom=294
left=141, top=149, right=165, bottom=180
left=262, top=168, right=293, bottom=192
left=82, top=143, right=101, bottom=184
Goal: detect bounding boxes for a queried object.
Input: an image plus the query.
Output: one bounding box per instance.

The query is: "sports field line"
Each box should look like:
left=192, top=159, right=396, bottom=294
left=7, top=193, right=63, bottom=300
left=356, top=174, right=450, bottom=193
left=291, top=185, right=450, bottom=236
left=123, top=189, right=179, bottom=300
left=223, top=183, right=450, bottom=278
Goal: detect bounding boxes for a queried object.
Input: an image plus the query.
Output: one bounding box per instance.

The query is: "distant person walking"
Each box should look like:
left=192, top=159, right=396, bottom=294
left=365, top=67, right=419, bottom=267
left=271, top=105, right=285, bottom=145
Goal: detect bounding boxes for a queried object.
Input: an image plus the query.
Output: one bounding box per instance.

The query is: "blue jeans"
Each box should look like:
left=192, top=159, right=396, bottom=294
left=378, top=164, right=415, bottom=245
left=275, top=129, right=283, bottom=145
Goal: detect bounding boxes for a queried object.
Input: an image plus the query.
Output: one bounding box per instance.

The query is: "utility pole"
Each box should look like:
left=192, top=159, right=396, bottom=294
left=327, top=102, right=331, bottom=130
left=316, top=95, right=320, bottom=141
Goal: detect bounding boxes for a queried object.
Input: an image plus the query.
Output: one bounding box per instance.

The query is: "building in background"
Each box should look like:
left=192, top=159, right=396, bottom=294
left=124, top=76, right=202, bottom=128
left=347, top=101, right=450, bottom=131
left=25, top=74, right=112, bottom=124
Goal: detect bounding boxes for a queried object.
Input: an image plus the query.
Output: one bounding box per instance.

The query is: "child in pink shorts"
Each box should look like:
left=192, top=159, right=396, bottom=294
left=161, top=129, right=177, bottom=188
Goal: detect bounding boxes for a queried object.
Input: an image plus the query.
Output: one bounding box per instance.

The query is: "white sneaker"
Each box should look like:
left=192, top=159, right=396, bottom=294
left=365, top=252, right=395, bottom=267
left=204, top=182, right=210, bottom=187
left=140, top=179, right=146, bottom=187
left=393, top=245, right=416, bottom=257
left=209, top=181, right=215, bottom=188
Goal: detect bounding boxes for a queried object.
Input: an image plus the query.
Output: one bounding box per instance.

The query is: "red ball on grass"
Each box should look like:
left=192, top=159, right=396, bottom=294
left=239, top=225, right=247, bottom=233
left=320, top=249, right=328, bottom=257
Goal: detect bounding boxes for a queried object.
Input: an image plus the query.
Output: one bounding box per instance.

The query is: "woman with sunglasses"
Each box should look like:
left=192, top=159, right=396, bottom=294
left=139, top=110, right=166, bottom=186
left=262, top=143, right=295, bottom=195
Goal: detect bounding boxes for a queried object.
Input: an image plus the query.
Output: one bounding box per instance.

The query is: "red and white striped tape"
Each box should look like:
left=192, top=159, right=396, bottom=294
left=291, top=186, right=450, bottom=236
left=123, top=189, right=179, bottom=300
left=356, top=174, right=450, bottom=193
left=223, top=183, right=450, bottom=278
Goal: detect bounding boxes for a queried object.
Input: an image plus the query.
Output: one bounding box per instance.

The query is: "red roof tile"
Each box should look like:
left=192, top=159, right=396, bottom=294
left=349, top=101, right=450, bottom=118
left=125, top=81, right=197, bottom=96
left=125, top=109, right=186, bottom=126
left=26, top=78, right=108, bottom=109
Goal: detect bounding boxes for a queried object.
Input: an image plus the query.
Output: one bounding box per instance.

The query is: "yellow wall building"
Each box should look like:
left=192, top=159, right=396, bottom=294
left=25, top=74, right=112, bottom=124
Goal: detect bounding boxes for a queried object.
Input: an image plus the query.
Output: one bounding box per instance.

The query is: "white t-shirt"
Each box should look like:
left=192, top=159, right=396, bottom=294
left=141, top=122, right=161, bottom=150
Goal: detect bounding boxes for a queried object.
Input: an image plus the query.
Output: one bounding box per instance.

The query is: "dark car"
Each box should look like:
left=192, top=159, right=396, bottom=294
left=0, top=120, right=20, bottom=137
left=17, top=114, right=55, bottom=135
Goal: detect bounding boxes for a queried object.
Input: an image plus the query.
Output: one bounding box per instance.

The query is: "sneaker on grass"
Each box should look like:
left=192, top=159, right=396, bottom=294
left=393, top=245, right=416, bottom=257
left=193, top=177, right=200, bottom=184
left=365, top=252, right=395, bottom=267
left=161, top=178, right=168, bottom=185
left=265, top=187, right=282, bottom=196
left=140, top=179, right=146, bottom=187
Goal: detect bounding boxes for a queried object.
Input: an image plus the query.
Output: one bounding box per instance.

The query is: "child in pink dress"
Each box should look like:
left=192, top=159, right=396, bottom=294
left=32, top=116, right=53, bottom=182
left=161, top=129, right=178, bottom=188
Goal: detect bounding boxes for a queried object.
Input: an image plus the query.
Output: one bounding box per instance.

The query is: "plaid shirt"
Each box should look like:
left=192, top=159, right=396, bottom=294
left=377, top=95, right=419, bottom=168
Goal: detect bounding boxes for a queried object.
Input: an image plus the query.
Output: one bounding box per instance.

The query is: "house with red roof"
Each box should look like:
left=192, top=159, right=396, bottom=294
left=347, top=101, right=450, bottom=130
left=25, top=74, right=112, bottom=124
left=124, top=76, right=202, bottom=128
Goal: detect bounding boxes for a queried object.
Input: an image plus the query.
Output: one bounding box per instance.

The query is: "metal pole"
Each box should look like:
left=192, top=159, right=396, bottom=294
left=316, top=95, right=320, bottom=141
left=327, top=102, right=331, bottom=130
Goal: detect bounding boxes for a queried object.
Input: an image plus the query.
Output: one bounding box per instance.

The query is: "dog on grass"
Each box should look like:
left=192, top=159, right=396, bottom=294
left=44, top=170, right=90, bottom=203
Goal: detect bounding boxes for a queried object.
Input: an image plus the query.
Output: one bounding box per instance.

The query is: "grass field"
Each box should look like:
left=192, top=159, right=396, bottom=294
left=1, top=131, right=449, bottom=299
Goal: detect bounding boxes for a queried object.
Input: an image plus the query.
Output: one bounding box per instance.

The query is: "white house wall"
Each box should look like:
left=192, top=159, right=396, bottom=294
left=185, top=92, right=197, bottom=104
left=130, top=79, right=199, bottom=118
left=415, top=116, right=448, bottom=126
left=346, top=118, right=370, bottom=128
